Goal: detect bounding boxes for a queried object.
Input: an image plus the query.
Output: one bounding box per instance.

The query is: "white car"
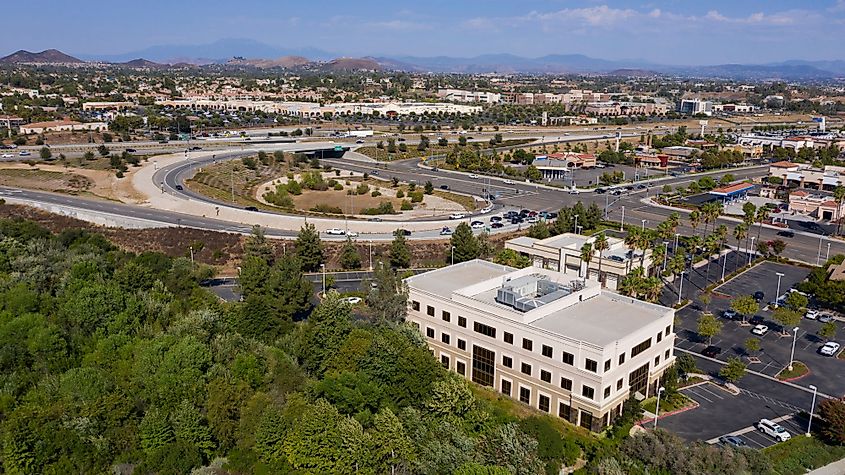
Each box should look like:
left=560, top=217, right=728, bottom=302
left=805, top=309, right=819, bottom=320
left=526, top=216, right=539, bottom=223
left=18, top=151, right=31, bottom=156
left=0, top=154, right=12, bottom=158
left=568, top=188, right=581, bottom=195
left=439, top=227, right=453, bottom=235
left=503, top=179, right=514, bottom=185
left=480, top=205, right=493, bottom=214
left=468, top=174, right=479, bottom=179
left=470, top=221, right=485, bottom=229
left=342, top=296, right=362, bottom=305
left=346, top=231, right=359, bottom=238
left=449, top=213, right=466, bottom=220
left=820, top=342, right=841, bottom=357
left=325, top=228, right=346, bottom=236
left=751, top=324, right=769, bottom=336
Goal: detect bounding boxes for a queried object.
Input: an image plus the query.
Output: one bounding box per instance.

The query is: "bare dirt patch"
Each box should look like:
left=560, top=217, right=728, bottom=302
left=0, top=162, right=146, bottom=203
left=0, top=168, right=91, bottom=193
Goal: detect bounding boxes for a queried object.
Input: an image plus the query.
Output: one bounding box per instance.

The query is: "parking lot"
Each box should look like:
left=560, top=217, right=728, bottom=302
left=673, top=261, right=845, bottom=397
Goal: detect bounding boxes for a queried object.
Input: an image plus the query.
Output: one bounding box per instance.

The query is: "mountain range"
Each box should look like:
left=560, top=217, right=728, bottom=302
left=2, top=40, right=845, bottom=80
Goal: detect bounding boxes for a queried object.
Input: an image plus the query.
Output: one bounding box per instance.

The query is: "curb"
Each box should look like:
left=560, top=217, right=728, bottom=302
left=638, top=399, right=701, bottom=425
left=775, top=363, right=812, bottom=383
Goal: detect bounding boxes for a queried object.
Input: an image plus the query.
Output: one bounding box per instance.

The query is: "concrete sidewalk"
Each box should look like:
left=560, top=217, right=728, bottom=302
left=807, top=457, right=845, bottom=475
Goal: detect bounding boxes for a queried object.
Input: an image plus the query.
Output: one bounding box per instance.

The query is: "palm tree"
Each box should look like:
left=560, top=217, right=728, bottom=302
left=652, top=244, right=666, bottom=275
left=619, top=266, right=646, bottom=298
left=637, top=229, right=653, bottom=269
left=623, top=228, right=640, bottom=274
left=642, top=276, right=664, bottom=303
left=594, top=234, right=609, bottom=287
left=580, top=242, right=593, bottom=279
left=733, top=223, right=748, bottom=257
left=742, top=202, right=757, bottom=255
left=834, top=186, right=845, bottom=236
left=667, top=212, right=681, bottom=234
left=689, top=210, right=702, bottom=234
left=755, top=207, right=770, bottom=242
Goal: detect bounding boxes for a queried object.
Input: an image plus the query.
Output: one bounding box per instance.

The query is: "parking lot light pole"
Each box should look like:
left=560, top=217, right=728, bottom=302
left=748, top=236, right=756, bottom=265
left=721, top=242, right=728, bottom=281
left=817, top=235, right=823, bottom=266
left=451, top=246, right=456, bottom=266
left=674, top=233, right=680, bottom=253
left=807, top=385, right=818, bottom=437
left=573, top=214, right=579, bottom=234
left=663, top=242, right=669, bottom=271
left=826, top=242, right=831, bottom=261
left=788, top=326, right=800, bottom=371
left=620, top=206, right=625, bottom=231
left=654, top=386, right=666, bottom=429
left=678, top=271, right=686, bottom=305
left=774, top=272, right=785, bottom=308
left=320, top=264, right=326, bottom=297
left=641, top=219, right=647, bottom=231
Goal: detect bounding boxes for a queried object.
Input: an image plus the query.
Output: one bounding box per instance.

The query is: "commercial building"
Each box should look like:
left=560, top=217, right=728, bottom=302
left=505, top=233, right=654, bottom=291
left=19, top=120, right=107, bottom=135
left=679, top=99, right=713, bottom=116
left=788, top=190, right=845, bottom=221
left=768, top=163, right=845, bottom=191
left=437, top=89, right=502, bottom=104
left=532, top=153, right=597, bottom=180
left=406, top=260, right=676, bottom=431
left=0, top=115, right=25, bottom=130
left=82, top=101, right=134, bottom=111
left=738, top=134, right=816, bottom=151
left=708, top=183, right=756, bottom=204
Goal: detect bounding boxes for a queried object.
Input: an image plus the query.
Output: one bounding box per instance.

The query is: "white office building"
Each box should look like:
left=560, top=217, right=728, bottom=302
left=406, top=260, right=676, bottom=431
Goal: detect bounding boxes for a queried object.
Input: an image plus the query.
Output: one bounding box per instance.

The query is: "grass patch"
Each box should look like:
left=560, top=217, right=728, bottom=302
left=764, top=435, right=845, bottom=475
left=776, top=361, right=809, bottom=381
left=641, top=392, right=694, bottom=414
left=432, top=189, right=477, bottom=211
left=0, top=168, right=92, bottom=192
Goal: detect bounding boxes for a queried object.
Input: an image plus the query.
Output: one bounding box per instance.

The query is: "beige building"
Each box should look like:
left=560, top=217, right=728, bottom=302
left=406, top=260, right=676, bottom=432
left=769, top=162, right=845, bottom=192
left=19, top=120, right=107, bottom=135
left=82, top=101, right=134, bottom=111
left=789, top=190, right=845, bottom=221
left=505, top=233, right=654, bottom=291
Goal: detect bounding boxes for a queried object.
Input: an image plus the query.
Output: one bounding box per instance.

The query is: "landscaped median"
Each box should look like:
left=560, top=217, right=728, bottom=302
left=641, top=391, right=697, bottom=417
left=775, top=361, right=810, bottom=382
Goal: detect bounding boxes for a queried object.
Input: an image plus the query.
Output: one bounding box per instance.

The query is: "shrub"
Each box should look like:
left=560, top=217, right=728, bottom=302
left=400, top=200, right=413, bottom=211
left=371, top=190, right=381, bottom=197
left=310, top=204, right=343, bottom=214
left=356, top=183, right=370, bottom=195
left=361, top=202, right=396, bottom=215
left=333, top=183, right=344, bottom=191
left=396, top=189, right=405, bottom=198
left=409, top=191, right=424, bottom=203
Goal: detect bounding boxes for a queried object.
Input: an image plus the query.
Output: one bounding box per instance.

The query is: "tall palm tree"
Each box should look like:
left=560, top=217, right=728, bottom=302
left=652, top=244, right=666, bottom=275
left=742, top=202, right=757, bottom=255
left=689, top=210, right=702, bottom=234
left=755, top=207, right=770, bottom=242
left=834, top=186, right=845, bottom=236
left=667, top=212, right=681, bottom=234
left=580, top=242, right=593, bottom=279
left=594, top=234, right=609, bottom=287
left=637, top=229, right=653, bottom=269
left=623, top=228, right=640, bottom=274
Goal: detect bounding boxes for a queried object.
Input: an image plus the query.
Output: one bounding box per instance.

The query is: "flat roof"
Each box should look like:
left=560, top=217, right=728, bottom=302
left=405, top=260, right=514, bottom=299
left=709, top=183, right=755, bottom=196
left=531, top=292, right=667, bottom=346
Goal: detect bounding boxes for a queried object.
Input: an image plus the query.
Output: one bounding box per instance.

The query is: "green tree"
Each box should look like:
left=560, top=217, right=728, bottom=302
left=450, top=223, right=480, bottom=264
left=39, top=147, right=51, bottom=159
left=171, top=400, right=215, bottom=459
left=294, top=223, right=323, bottom=272
left=140, top=407, right=175, bottom=454
left=818, top=321, right=837, bottom=340
left=772, top=307, right=802, bottom=333
left=424, top=180, right=434, bottom=194
left=784, top=292, right=808, bottom=312
left=819, top=399, right=845, bottom=444
left=389, top=229, right=411, bottom=269
left=744, top=337, right=761, bottom=355
left=476, top=423, right=544, bottom=475
left=369, top=408, right=416, bottom=474
left=365, top=264, right=408, bottom=323
left=731, top=295, right=759, bottom=323
left=719, top=357, right=747, bottom=383
left=493, top=249, right=531, bottom=268
left=696, top=313, right=722, bottom=345
left=340, top=237, right=361, bottom=270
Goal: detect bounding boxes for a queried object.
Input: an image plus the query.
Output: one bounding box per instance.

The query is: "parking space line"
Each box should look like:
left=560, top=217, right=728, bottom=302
left=696, top=385, right=726, bottom=400
left=683, top=387, right=714, bottom=403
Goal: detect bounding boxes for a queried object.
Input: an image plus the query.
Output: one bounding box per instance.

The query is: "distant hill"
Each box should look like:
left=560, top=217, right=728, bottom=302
left=320, top=57, right=383, bottom=72
left=606, top=69, right=661, bottom=77
left=119, top=58, right=165, bottom=69
left=81, top=38, right=333, bottom=64
left=0, top=49, right=83, bottom=64
left=226, top=55, right=310, bottom=69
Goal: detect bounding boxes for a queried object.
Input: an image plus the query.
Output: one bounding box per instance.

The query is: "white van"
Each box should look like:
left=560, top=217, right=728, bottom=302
left=757, top=419, right=791, bottom=442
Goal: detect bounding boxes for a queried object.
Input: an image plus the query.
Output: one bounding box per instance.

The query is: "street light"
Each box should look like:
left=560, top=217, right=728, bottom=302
left=573, top=214, right=579, bottom=234
left=678, top=271, right=686, bottom=305
left=807, top=384, right=818, bottom=437
left=674, top=233, right=680, bottom=253
left=748, top=236, right=757, bottom=265
left=641, top=219, right=647, bottom=231
left=788, top=326, right=800, bottom=371
left=189, top=246, right=194, bottom=264
left=620, top=206, right=625, bottom=231
left=451, top=246, right=456, bottom=266
left=774, top=272, right=785, bottom=308
left=817, top=235, right=824, bottom=266
left=827, top=241, right=831, bottom=261
left=320, top=264, right=326, bottom=297
left=662, top=241, right=669, bottom=272
left=654, top=386, right=666, bottom=429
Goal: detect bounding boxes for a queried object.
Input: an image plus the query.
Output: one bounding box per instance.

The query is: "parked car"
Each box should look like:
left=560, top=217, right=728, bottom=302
left=190, top=146, right=202, bottom=151
left=718, top=435, right=747, bottom=448
left=325, top=228, right=346, bottom=236
left=355, top=140, right=365, bottom=144
left=468, top=174, right=479, bottom=179
left=346, top=231, right=359, bottom=238
left=503, top=179, right=514, bottom=185
left=818, top=314, right=834, bottom=323
left=491, top=222, right=504, bottom=229
left=753, top=291, right=765, bottom=302
left=0, top=154, right=12, bottom=158
left=449, top=213, right=466, bottom=220
left=722, top=310, right=739, bottom=320
left=125, top=148, right=137, bottom=153
left=244, top=206, right=259, bottom=212
left=805, top=309, right=819, bottom=320
left=757, top=419, right=791, bottom=442
left=480, top=205, right=493, bottom=214
left=819, top=342, right=841, bottom=357
left=342, top=296, right=362, bottom=304
left=18, top=151, right=31, bottom=156
left=470, top=221, right=485, bottom=229
left=777, top=230, right=795, bottom=238
left=749, top=315, right=765, bottom=325
left=702, top=346, right=722, bottom=358
left=526, top=216, right=539, bottom=223
left=490, top=216, right=502, bottom=223
left=439, top=227, right=452, bottom=236
left=397, top=229, right=411, bottom=236
left=440, top=184, right=449, bottom=190
left=751, top=324, right=769, bottom=336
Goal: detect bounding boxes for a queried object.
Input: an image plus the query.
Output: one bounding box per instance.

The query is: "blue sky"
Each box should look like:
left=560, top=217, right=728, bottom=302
left=7, top=0, right=845, bottom=64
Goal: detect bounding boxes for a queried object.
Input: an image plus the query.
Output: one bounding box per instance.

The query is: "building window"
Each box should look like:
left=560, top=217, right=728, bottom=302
left=657, top=332, right=662, bottom=343
left=521, top=362, right=532, bottom=376
left=502, top=355, right=513, bottom=368
left=617, top=378, right=624, bottom=390
left=580, top=410, right=593, bottom=430
left=501, top=379, right=511, bottom=396
left=604, top=386, right=611, bottom=398
left=411, top=301, right=420, bottom=311
left=654, top=355, right=661, bottom=366
left=426, top=327, right=435, bottom=339
left=585, top=359, right=598, bottom=373
left=665, top=325, right=671, bottom=336
left=504, top=332, right=513, bottom=344
left=427, top=305, right=435, bottom=317
left=539, top=394, right=550, bottom=413
left=540, top=369, right=551, bottom=383
left=559, top=402, right=571, bottom=420
left=458, top=339, right=466, bottom=351
left=542, top=345, right=553, bottom=358
left=604, top=359, right=611, bottom=372
left=631, top=338, right=652, bottom=358
left=522, top=338, right=533, bottom=351
left=629, top=363, right=650, bottom=396
left=665, top=349, right=671, bottom=359
left=473, top=321, right=496, bottom=338
left=441, top=354, right=450, bottom=368
left=441, top=333, right=450, bottom=345
left=619, top=353, right=626, bottom=365
left=472, top=345, right=495, bottom=387
left=582, top=385, right=595, bottom=400
left=519, top=386, right=531, bottom=404
left=411, top=321, right=419, bottom=330
left=458, top=316, right=467, bottom=328
left=442, top=311, right=451, bottom=322
left=560, top=377, right=572, bottom=391
left=456, top=361, right=466, bottom=375
left=562, top=351, right=574, bottom=365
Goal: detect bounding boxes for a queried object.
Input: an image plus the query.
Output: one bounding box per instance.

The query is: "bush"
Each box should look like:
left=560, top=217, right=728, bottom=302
left=356, top=183, right=370, bottom=195
left=409, top=191, right=424, bottom=203
left=396, top=189, right=405, bottom=198
left=286, top=180, right=302, bottom=195
left=361, top=202, right=396, bottom=215
left=310, top=204, right=343, bottom=214
left=371, top=190, right=381, bottom=197
left=333, top=183, right=344, bottom=191
left=400, top=200, right=413, bottom=211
